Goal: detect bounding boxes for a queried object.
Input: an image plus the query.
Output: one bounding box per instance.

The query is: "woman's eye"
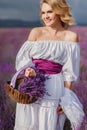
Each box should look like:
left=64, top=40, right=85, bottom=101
left=41, top=12, right=45, bottom=14
left=41, top=10, right=53, bottom=14
left=48, top=11, right=53, bottom=13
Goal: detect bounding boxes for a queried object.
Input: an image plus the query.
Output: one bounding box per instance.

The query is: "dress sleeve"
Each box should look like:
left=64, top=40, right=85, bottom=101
left=15, top=41, right=34, bottom=71
left=62, top=43, right=80, bottom=82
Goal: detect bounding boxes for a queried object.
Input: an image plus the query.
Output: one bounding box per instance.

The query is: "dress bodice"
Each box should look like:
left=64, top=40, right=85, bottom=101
left=16, top=40, right=80, bottom=82
left=28, top=40, right=79, bottom=64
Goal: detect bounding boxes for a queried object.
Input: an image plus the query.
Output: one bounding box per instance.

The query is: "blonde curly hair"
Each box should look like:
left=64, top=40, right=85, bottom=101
left=40, top=0, right=76, bottom=28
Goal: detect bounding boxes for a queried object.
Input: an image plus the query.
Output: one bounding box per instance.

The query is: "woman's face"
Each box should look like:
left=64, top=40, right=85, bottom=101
left=41, top=3, right=59, bottom=27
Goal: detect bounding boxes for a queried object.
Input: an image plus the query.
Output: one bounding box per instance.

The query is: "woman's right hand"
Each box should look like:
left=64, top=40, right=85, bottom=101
left=25, top=68, right=36, bottom=77
left=56, top=105, right=64, bottom=114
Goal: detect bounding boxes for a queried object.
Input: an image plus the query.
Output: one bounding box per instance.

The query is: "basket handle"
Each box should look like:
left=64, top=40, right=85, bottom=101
left=10, top=63, right=35, bottom=88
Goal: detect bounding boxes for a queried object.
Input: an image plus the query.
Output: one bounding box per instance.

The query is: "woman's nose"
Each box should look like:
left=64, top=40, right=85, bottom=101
left=45, top=13, right=49, bottom=18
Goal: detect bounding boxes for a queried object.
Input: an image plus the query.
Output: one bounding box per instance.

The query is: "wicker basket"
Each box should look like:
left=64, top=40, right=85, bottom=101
left=5, top=78, right=37, bottom=104
left=4, top=65, right=48, bottom=104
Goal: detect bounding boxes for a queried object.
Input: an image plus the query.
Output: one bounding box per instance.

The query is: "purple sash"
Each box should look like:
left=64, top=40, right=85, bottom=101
left=33, top=59, right=63, bottom=74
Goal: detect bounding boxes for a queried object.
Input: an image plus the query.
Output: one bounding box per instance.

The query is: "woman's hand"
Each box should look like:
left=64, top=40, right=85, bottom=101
left=56, top=105, right=64, bottom=114
left=25, top=68, right=36, bottom=77
left=64, top=81, right=72, bottom=89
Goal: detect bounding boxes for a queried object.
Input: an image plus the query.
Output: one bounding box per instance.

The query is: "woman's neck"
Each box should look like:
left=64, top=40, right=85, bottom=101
left=46, top=25, right=65, bottom=36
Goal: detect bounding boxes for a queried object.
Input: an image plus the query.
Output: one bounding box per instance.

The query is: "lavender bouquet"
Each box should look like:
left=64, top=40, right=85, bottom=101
left=18, top=67, right=49, bottom=100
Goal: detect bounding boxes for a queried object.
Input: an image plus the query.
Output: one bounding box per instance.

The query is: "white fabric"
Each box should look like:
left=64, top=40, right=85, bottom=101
left=60, top=88, right=85, bottom=130
left=14, top=40, right=82, bottom=130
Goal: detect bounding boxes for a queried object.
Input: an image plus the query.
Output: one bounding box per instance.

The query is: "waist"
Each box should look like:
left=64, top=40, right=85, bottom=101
left=32, top=59, right=63, bottom=74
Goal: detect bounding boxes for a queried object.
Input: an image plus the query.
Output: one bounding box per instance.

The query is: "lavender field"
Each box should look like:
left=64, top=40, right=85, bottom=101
left=0, top=26, right=87, bottom=130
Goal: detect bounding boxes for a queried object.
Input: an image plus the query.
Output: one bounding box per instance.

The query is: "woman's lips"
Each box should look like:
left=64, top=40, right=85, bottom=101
left=44, top=19, right=51, bottom=23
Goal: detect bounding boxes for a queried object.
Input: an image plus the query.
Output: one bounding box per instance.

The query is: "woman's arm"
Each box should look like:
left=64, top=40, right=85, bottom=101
left=57, top=32, right=79, bottom=114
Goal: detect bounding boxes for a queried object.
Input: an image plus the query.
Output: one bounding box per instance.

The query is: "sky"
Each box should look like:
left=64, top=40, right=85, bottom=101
left=0, top=0, right=87, bottom=25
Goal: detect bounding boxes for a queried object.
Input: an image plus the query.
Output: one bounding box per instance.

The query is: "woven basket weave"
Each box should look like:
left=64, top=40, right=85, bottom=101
left=5, top=78, right=37, bottom=104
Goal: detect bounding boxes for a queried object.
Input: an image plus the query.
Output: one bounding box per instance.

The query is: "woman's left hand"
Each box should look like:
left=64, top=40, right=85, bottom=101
left=25, top=68, right=36, bottom=77
left=56, top=105, right=64, bottom=114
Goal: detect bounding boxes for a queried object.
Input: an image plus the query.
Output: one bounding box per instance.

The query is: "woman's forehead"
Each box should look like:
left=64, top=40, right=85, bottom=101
left=41, top=3, right=53, bottom=11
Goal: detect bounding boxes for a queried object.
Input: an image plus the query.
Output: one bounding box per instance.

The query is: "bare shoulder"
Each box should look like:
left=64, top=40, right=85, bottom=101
left=27, top=27, right=43, bottom=41
left=65, top=30, right=79, bottom=43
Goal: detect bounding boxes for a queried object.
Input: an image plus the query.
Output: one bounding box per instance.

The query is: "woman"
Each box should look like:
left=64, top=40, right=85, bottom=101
left=14, top=0, right=84, bottom=130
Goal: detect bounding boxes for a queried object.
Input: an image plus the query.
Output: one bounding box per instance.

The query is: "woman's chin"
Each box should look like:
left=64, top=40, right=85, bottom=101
left=45, top=22, right=56, bottom=27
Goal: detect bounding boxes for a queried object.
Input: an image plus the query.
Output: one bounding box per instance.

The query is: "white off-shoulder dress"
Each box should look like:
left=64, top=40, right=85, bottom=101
left=14, top=40, right=80, bottom=130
